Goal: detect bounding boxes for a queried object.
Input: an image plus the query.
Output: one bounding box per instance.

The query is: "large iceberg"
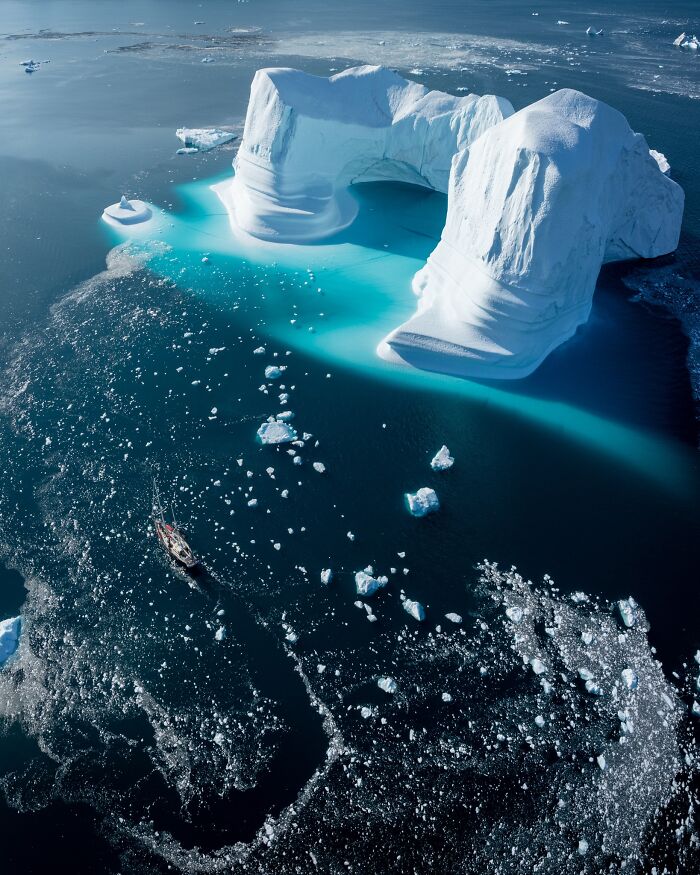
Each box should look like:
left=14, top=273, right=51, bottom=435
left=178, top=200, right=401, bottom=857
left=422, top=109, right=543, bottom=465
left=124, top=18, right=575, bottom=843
left=221, top=69, right=684, bottom=379
left=216, top=65, right=513, bottom=242
left=0, top=616, right=21, bottom=666
left=380, top=89, right=684, bottom=378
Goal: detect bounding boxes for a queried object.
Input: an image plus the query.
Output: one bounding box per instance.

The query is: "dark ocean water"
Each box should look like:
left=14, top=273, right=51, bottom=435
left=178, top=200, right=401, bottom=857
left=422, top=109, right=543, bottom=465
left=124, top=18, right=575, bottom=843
left=0, top=1, right=699, bottom=872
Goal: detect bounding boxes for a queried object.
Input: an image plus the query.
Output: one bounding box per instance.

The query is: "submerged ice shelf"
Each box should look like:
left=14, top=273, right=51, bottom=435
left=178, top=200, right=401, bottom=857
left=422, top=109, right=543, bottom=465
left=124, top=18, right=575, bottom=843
left=220, top=65, right=683, bottom=380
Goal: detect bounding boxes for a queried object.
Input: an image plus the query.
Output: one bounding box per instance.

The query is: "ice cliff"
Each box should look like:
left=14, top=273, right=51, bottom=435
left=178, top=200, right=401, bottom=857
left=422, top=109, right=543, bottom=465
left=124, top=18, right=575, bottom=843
left=381, top=89, right=685, bottom=378
left=222, top=69, right=684, bottom=379
left=217, top=65, right=513, bottom=242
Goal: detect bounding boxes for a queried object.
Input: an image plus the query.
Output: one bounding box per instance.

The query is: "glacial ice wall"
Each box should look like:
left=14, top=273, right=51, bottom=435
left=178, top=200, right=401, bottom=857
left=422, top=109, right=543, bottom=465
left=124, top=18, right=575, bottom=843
left=381, top=89, right=685, bottom=378
left=217, top=65, right=513, bottom=241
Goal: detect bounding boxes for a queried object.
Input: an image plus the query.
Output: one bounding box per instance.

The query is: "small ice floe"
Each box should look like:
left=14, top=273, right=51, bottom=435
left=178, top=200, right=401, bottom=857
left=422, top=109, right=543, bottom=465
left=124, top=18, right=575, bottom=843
left=0, top=616, right=21, bottom=666
left=692, top=701, right=700, bottom=718
left=355, top=567, right=388, bottom=597
left=617, top=597, right=637, bottom=628
left=578, top=838, right=589, bottom=855
left=586, top=26, right=604, bottom=36
left=505, top=605, right=523, bottom=624
left=214, top=625, right=227, bottom=641
left=276, top=410, right=294, bottom=421
left=405, top=487, right=439, bottom=517
left=445, top=612, right=462, bottom=624
left=247, top=498, right=258, bottom=508
left=312, top=462, right=326, bottom=474
left=673, top=32, right=699, bottom=49
left=597, top=754, right=607, bottom=770
left=581, top=630, right=594, bottom=645
left=265, top=365, right=285, bottom=379
left=557, top=20, right=569, bottom=25
left=430, top=445, right=454, bottom=471
left=621, top=668, right=638, bottom=690
left=21, top=59, right=48, bottom=73
left=175, top=127, right=237, bottom=152
left=253, top=346, right=265, bottom=355
left=534, top=714, right=545, bottom=727
left=257, top=420, right=298, bottom=444
left=102, top=195, right=152, bottom=227
left=649, top=149, right=671, bottom=175
left=320, top=568, right=333, bottom=585
left=403, top=598, right=426, bottom=621
left=377, top=676, right=397, bottom=694
left=530, top=657, right=546, bottom=675
left=441, top=692, right=452, bottom=702
left=347, top=531, right=355, bottom=541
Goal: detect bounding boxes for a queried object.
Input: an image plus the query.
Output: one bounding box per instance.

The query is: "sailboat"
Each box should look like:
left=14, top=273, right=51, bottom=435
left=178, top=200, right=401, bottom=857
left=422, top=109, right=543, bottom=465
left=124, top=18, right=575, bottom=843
left=152, top=481, right=198, bottom=571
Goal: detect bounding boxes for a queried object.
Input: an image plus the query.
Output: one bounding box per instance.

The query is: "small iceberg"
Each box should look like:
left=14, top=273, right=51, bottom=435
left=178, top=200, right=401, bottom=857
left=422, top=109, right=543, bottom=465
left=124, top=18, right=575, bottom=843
left=264, top=365, right=285, bottom=379
left=355, top=567, right=388, bottom=597
left=377, top=676, right=397, bottom=694
left=257, top=420, right=298, bottom=444
left=617, top=596, right=637, bottom=628
left=674, top=32, right=699, bottom=49
left=102, top=196, right=152, bottom=227
left=20, top=59, right=48, bottom=73
left=445, top=612, right=462, bottom=624
left=320, top=568, right=333, bottom=585
left=405, top=487, right=439, bottom=517
left=403, top=598, right=425, bottom=621
left=430, top=445, right=454, bottom=471
left=0, top=616, right=21, bottom=666
left=176, top=127, right=237, bottom=152
left=586, top=26, right=604, bottom=36
left=650, top=149, right=671, bottom=176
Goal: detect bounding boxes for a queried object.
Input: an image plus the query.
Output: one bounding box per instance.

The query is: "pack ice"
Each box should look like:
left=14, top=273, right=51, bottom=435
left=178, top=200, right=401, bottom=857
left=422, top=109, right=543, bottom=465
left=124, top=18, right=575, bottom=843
left=215, top=65, right=513, bottom=242
left=222, top=67, right=684, bottom=379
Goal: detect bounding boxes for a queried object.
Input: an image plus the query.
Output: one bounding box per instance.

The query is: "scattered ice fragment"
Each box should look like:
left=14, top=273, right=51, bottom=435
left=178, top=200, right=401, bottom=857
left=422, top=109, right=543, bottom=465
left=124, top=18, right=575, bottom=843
left=430, top=445, right=454, bottom=471
left=505, top=605, right=523, bottom=624
left=257, top=421, right=298, bottom=444
left=312, top=462, right=326, bottom=473
left=405, top=487, right=440, bottom=517
left=586, top=26, right=603, bottom=36
left=0, top=616, right=21, bottom=666
left=403, top=599, right=426, bottom=621
left=581, top=630, right=594, bottom=645
left=621, top=668, right=638, bottom=690
left=347, top=531, right=355, bottom=541
left=617, top=597, right=637, bottom=628
left=649, top=149, right=671, bottom=176
left=265, top=365, right=285, bottom=379
left=247, top=498, right=258, bottom=508
left=175, top=127, right=237, bottom=152
left=578, top=668, right=594, bottom=681
left=596, top=754, right=606, bottom=770
left=692, top=701, right=700, bottom=718
left=445, top=612, right=462, bottom=624
left=377, top=676, right=397, bottom=694
left=253, top=346, right=265, bottom=354
left=530, top=657, right=546, bottom=675
left=534, top=714, right=545, bottom=727
left=355, top=567, right=388, bottom=597
left=360, top=706, right=372, bottom=719
left=320, top=568, right=333, bottom=585
left=441, top=692, right=452, bottom=702
left=214, top=626, right=226, bottom=641
left=578, top=838, right=589, bottom=855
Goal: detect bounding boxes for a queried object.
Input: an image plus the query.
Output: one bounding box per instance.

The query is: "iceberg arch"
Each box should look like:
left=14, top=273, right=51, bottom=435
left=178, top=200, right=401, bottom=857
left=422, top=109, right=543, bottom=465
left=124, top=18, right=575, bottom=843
left=217, top=65, right=513, bottom=242
left=219, top=68, right=684, bottom=380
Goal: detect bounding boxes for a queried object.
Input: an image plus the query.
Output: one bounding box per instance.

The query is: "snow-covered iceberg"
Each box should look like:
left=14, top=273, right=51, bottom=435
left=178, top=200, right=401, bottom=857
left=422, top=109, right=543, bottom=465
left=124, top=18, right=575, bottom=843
left=102, top=196, right=152, bottom=227
left=216, top=65, right=513, bottom=242
left=380, top=89, right=684, bottom=379
left=176, top=127, right=237, bottom=152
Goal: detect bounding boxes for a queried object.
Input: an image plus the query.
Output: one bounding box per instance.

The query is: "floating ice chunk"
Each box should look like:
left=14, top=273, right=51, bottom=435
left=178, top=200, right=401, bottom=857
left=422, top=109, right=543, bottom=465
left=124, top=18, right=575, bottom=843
left=214, top=625, right=227, bottom=641
left=405, top=487, right=439, bottom=517
left=102, top=197, right=152, bottom=226
left=257, top=420, right=298, bottom=444
left=692, top=701, right=700, bottom=718
left=320, top=568, right=333, bottom=585
left=347, top=531, right=355, bottom=541
left=557, top=20, right=569, bottom=25
left=571, top=591, right=589, bottom=604
left=253, top=346, right=265, bottom=354
left=505, top=605, right=523, bottom=624
left=0, top=616, right=21, bottom=666
left=695, top=650, right=700, bottom=665
left=674, top=32, right=687, bottom=47
left=674, top=32, right=699, bottom=49
left=621, top=668, right=638, bottom=690
left=596, top=754, right=606, bottom=770
left=312, top=462, right=326, bottom=473
left=175, top=127, right=237, bottom=152
left=360, top=706, right=372, bottom=719
left=377, top=676, right=397, bottom=694
left=534, top=714, right=545, bottom=727
left=430, top=445, right=454, bottom=471
left=617, top=597, right=637, bottom=628
left=585, top=679, right=603, bottom=695
left=403, top=599, right=426, bottom=621
left=586, top=26, right=603, bottom=36
left=445, top=612, right=462, bottom=624
left=276, top=410, right=294, bottom=421
left=581, top=630, right=594, bottom=645
left=441, top=692, right=452, bottom=702
left=650, top=149, right=671, bottom=176
left=578, top=838, right=589, bottom=855
left=530, top=657, right=546, bottom=675
left=265, top=365, right=285, bottom=379
left=355, top=567, right=388, bottom=597
left=578, top=667, right=594, bottom=681
left=247, top=498, right=258, bottom=507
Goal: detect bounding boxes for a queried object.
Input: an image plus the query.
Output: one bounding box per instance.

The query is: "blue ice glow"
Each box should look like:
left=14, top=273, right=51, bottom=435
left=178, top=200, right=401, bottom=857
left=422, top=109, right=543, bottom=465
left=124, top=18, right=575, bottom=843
left=102, top=173, right=695, bottom=494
